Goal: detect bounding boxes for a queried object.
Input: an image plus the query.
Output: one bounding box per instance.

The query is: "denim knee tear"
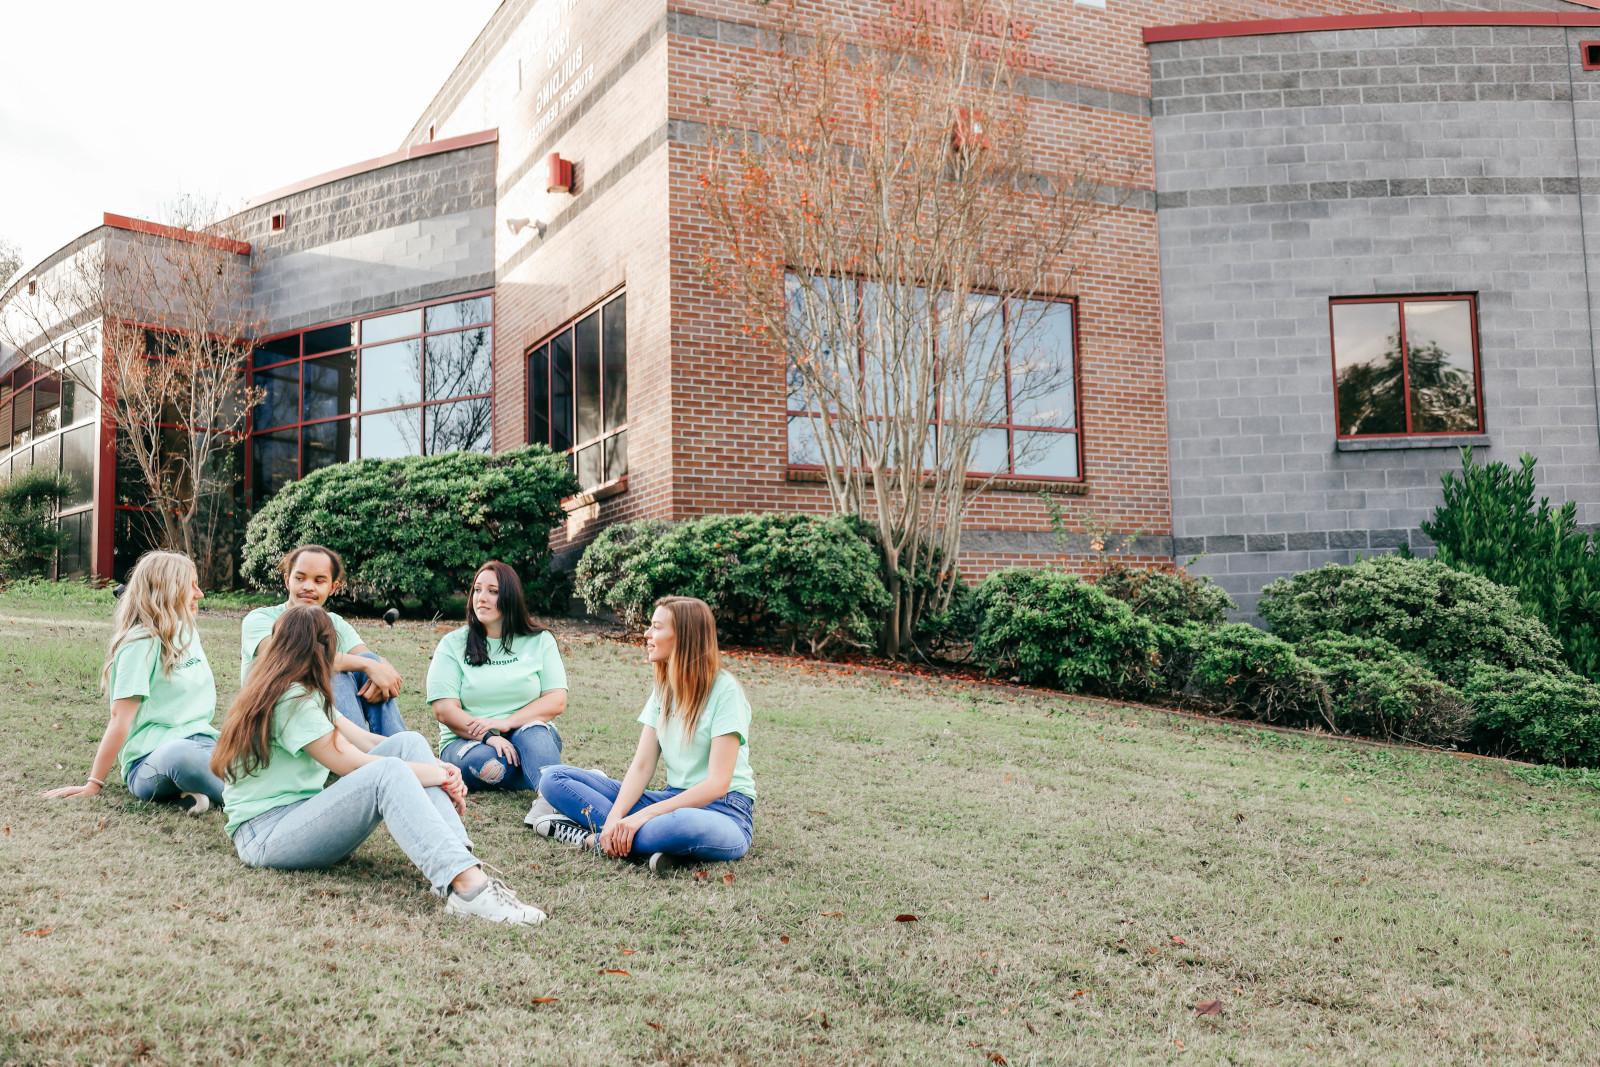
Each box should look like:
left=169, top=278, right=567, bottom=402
left=478, top=760, right=506, bottom=784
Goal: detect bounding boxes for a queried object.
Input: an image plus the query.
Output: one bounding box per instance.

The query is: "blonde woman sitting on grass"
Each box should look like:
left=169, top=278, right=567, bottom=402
left=530, top=596, right=756, bottom=875
left=42, top=550, right=224, bottom=813
left=213, top=604, right=546, bottom=926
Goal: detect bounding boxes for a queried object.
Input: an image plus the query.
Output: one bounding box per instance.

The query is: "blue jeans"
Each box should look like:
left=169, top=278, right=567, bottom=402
left=333, top=651, right=406, bottom=736
left=440, top=722, right=562, bottom=793
left=125, top=734, right=225, bottom=806
left=538, top=764, right=754, bottom=862
left=231, top=731, right=476, bottom=896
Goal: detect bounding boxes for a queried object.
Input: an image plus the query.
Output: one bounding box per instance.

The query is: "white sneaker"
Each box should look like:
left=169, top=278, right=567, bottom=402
left=524, top=795, right=556, bottom=827
left=445, top=877, right=547, bottom=926
left=180, top=793, right=211, bottom=816
left=531, top=813, right=594, bottom=850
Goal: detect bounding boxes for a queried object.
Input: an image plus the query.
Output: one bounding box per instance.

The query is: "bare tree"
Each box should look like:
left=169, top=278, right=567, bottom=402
left=1, top=199, right=261, bottom=583
left=697, top=0, right=1132, bottom=656
left=0, top=238, right=21, bottom=290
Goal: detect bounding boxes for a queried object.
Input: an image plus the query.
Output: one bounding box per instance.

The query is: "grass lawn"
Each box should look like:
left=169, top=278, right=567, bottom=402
left=3, top=583, right=1599, bottom=1065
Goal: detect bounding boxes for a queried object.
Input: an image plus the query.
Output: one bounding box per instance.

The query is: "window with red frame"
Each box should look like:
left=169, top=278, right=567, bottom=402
left=784, top=274, right=1080, bottom=480
left=526, top=291, right=627, bottom=493
left=248, top=292, right=493, bottom=505
left=1329, top=295, right=1482, bottom=437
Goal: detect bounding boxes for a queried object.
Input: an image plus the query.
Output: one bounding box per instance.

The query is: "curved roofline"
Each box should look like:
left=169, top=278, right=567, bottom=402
left=0, top=224, right=107, bottom=307
left=1144, top=10, right=1600, bottom=45
left=245, top=128, right=499, bottom=208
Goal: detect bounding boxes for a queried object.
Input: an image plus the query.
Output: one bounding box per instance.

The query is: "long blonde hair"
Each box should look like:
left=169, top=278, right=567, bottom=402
left=212, top=605, right=337, bottom=783
left=101, top=550, right=199, bottom=690
left=652, top=596, right=721, bottom=737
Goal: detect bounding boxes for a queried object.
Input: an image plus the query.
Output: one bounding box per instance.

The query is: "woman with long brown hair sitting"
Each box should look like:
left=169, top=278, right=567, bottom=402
left=212, top=604, right=546, bottom=925
left=530, top=596, right=756, bottom=875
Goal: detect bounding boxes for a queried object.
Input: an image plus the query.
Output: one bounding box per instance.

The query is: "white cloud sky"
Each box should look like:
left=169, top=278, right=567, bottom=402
left=0, top=0, right=504, bottom=273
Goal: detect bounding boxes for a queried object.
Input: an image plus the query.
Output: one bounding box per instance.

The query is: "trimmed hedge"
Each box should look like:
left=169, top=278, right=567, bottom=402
left=972, top=568, right=1158, bottom=696
left=1298, top=634, right=1471, bottom=747
left=0, top=470, right=72, bottom=582
left=1174, top=623, right=1332, bottom=729
left=1258, top=555, right=1565, bottom=687
left=1094, top=562, right=1235, bottom=628
left=574, top=513, right=890, bottom=655
left=241, top=447, right=576, bottom=611
left=1463, top=666, right=1600, bottom=767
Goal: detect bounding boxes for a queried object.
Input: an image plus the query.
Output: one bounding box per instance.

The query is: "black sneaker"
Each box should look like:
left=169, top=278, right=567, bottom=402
left=531, top=814, right=594, bottom=850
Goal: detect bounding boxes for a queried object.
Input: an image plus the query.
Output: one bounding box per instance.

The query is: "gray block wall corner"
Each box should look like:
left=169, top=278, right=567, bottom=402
left=1151, top=23, right=1600, bottom=620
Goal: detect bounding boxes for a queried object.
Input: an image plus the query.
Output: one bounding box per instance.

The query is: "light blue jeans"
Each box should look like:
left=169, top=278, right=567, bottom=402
left=231, top=731, right=476, bottom=895
left=125, top=734, right=225, bottom=806
left=538, top=764, right=755, bottom=861
left=440, top=722, right=563, bottom=792
left=333, top=651, right=406, bottom=737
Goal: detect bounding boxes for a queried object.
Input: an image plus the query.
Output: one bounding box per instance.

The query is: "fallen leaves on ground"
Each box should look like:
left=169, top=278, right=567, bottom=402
left=645, top=1021, right=663, bottom=1031
left=721, top=871, right=736, bottom=885
left=1195, top=999, right=1223, bottom=1017
left=530, top=997, right=559, bottom=1005
left=600, top=968, right=631, bottom=977
left=1170, top=935, right=1188, bottom=946
left=894, top=913, right=919, bottom=923
left=22, top=927, right=54, bottom=937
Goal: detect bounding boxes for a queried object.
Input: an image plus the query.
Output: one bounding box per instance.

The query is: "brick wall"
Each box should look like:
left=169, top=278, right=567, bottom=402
left=1153, top=22, right=1600, bottom=617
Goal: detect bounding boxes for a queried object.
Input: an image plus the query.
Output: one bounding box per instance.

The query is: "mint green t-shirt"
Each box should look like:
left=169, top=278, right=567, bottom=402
left=108, top=626, right=219, bottom=778
left=222, top=685, right=337, bottom=836
left=426, top=627, right=568, bottom=750
left=638, top=671, right=756, bottom=800
left=240, top=602, right=363, bottom=679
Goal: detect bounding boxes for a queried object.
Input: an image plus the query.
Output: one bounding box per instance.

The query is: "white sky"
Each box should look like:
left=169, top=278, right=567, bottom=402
left=0, top=0, right=504, bottom=275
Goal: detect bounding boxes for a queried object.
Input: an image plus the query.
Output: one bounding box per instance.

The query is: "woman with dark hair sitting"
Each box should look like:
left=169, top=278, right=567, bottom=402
left=427, top=561, right=569, bottom=798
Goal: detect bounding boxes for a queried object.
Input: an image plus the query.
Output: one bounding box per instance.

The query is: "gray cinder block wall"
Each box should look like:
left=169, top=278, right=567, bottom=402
left=229, top=143, right=498, bottom=335
left=1151, top=23, right=1600, bottom=618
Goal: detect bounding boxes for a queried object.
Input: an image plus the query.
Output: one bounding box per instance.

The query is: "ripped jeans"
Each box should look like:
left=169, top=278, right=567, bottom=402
left=439, top=722, right=562, bottom=793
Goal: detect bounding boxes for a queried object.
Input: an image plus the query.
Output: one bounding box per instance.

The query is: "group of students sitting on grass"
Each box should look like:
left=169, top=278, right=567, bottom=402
left=43, top=544, right=758, bottom=928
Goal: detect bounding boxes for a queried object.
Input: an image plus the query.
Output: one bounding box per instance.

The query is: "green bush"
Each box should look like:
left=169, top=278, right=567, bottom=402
left=1298, top=634, right=1471, bottom=746
left=972, top=568, right=1158, bottom=696
left=241, top=447, right=577, bottom=612
left=574, top=513, right=890, bottom=655
left=1172, top=623, right=1332, bottom=728
left=1094, top=562, right=1235, bottom=628
left=1422, top=449, right=1600, bottom=680
left=1258, top=555, right=1565, bottom=687
left=0, top=470, right=72, bottom=581
left=1464, top=666, right=1600, bottom=767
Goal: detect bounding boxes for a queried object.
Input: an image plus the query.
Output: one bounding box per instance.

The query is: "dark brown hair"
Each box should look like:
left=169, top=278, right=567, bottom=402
left=465, top=560, right=547, bottom=666
left=280, top=544, right=346, bottom=586
left=212, top=605, right=338, bottom=783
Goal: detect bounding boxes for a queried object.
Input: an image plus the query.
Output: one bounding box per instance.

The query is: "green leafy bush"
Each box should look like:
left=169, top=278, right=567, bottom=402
left=241, top=447, right=577, bottom=611
left=1094, top=562, right=1235, bottom=628
left=972, top=568, right=1158, bottom=696
left=1422, top=449, right=1600, bottom=680
left=1258, top=555, right=1564, bottom=687
left=0, top=470, right=72, bottom=581
left=1298, top=634, right=1471, bottom=746
left=574, top=513, right=890, bottom=654
left=1464, top=666, right=1600, bottom=767
left=1173, top=623, right=1332, bottom=728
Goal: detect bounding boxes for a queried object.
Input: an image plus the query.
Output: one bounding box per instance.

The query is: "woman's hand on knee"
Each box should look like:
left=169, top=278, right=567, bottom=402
left=485, top=734, right=518, bottom=767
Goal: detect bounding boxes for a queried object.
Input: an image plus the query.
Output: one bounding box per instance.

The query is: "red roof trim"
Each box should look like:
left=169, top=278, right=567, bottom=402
left=248, top=128, right=499, bottom=206
left=1143, top=11, right=1600, bottom=44
left=102, top=213, right=251, bottom=256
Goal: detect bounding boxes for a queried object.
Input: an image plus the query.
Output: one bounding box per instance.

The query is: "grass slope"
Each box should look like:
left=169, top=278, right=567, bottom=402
left=2, top=584, right=1598, bottom=1065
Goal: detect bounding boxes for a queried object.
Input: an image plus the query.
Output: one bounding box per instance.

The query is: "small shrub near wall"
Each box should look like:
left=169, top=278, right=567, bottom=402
left=574, top=514, right=890, bottom=655
left=1258, top=555, right=1565, bottom=687
left=972, top=568, right=1159, bottom=697
left=0, top=471, right=72, bottom=582
left=1094, top=562, right=1235, bottom=628
left=1297, top=634, right=1471, bottom=747
left=1172, top=623, right=1332, bottom=729
left=241, top=447, right=577, bottom=612
left=1463, top=666, right=1600, bottom=767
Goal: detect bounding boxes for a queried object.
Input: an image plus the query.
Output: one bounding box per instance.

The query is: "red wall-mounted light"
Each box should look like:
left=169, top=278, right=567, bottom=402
left=547, top=153, right=574, bottom=194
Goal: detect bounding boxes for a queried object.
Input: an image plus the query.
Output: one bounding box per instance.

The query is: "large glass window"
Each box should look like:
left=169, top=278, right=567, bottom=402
left=0, top=331, right=103, bottom=578
left=1330, top=295, right=1482, bottom=437
left=785, top=275, right=1080, bottom=480
left=247, top=292, right=493, bottom=505
left=526, top=291, right=627, bottom=492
